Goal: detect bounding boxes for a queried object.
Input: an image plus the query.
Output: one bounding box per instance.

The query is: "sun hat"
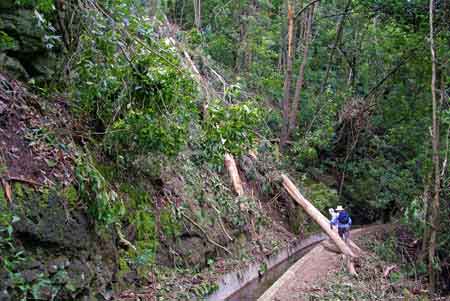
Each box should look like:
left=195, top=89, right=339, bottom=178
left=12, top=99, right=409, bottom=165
left=335, top=205, right=344, bottom=211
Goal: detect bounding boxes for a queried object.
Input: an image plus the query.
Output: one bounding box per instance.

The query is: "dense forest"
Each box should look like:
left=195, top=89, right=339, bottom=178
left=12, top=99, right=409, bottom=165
left=0, top=0, right=448, bottom=300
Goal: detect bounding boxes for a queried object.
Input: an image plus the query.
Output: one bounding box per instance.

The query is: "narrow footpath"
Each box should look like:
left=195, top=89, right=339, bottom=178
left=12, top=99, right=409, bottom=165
left=258, top=225, right=392, bottom=301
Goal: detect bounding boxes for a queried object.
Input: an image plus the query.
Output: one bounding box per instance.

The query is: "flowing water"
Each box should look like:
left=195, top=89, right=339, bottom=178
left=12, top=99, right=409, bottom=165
left=225, top=244, right=316, bottom=300
left=206, top=233, right=326, bottom=300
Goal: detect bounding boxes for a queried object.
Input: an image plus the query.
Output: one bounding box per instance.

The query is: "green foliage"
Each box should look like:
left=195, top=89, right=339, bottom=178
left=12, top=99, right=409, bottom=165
left=201, top=99, right=261, bottom=164
left=73, top=2, right=198, bottom=162
left=185, top=28, right=203, bottom=47
left=306, top=183, right=338, bottom=215
left=62, top=186, right=78, bottom=208
left=204, top=33, right=236, bottom=66
left=118, top=184, right=165, bottom=268
left=75, top=156, right=125, bottom=225
left=0, top=215, right=43, bottom=301
left=343, top=155, right=418, bottom=220
left=112, top=183, right=158, bottom=288
left=0, top=31, right=15, bottom=50
left=290, top=94, right=338, bottom=169
left=191, top=280, right=219, bottom=297
left=372, top=235, right=399, bottom=263
left=160, top=208, right=181, bottom=238
left=15, top=0, right=54, bottom=12
left=130, top=208, right=156, bottom=265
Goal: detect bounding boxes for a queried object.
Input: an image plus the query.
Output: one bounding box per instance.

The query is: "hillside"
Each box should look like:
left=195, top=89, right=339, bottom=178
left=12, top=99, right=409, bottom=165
left=0, top=0, right=449, bottom=300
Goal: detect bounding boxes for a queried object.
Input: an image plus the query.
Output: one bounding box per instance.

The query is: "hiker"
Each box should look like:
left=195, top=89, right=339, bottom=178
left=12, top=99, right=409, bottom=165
left=328, top=208, right=338, bottom=221
left=330, top=205, right=352, bottom=242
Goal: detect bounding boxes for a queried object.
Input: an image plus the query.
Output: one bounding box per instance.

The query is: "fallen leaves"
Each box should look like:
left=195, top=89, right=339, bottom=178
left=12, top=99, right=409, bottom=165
left=0, top=72, right=75, bottom=187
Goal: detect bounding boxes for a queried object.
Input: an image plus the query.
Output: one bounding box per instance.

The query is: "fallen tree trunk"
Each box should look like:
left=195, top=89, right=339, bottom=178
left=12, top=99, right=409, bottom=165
left=281, top=174, right=357, bottom=258
left=322, top=238, right=362, bottom=256
left=225, top=153, right=244, bottom=196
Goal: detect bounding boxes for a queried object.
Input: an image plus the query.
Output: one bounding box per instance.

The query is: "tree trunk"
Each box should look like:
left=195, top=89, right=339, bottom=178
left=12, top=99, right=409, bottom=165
left=280, top=0, right=295, bottom=150
left=278, top=2, right=287, bottom=72
left=148, top=0, right=159, bottom=18
left=420, top=174, right=431, bottom=262
left=428, top=0, right=440, bottom=292
left=193, top=0, right=201, bottom=29
left=244, top=0, right=258, bottom=69
left=224, top=153, right=244, bottom=197
left=319, top=0, right=352, bottom=93
left=292, top=0, right=304, bottom=62
left=288, top=4, right=315, bottom=135
left=235, top=1, right=247, bottom=73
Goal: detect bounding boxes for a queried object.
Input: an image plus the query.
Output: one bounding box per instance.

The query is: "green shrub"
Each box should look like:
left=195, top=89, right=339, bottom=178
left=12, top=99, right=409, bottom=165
left=301, top=177, right=338, bottom=215
left=75, top=156, right=125, bottom=225
left=201, top=99, right=261, bottom=164
left=73, top=4, right=198, bottom=162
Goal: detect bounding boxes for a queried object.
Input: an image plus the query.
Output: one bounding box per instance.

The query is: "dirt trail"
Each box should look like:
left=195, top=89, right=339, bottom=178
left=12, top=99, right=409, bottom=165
left=258, top=225, right=392, bottom=301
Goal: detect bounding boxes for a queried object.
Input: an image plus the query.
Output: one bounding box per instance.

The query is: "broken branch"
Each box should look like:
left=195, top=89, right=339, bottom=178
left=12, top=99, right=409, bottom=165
left=181, top=211, right=232, bottom=255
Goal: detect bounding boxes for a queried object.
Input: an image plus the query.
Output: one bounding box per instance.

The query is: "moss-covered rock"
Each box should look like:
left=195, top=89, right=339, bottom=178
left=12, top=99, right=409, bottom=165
left=0, top=183, right=117, bottom=300
left=0, top=7, right=61, bottom=80
left=0, top=0, right=16, bottom=10
left=0, top=53, right=28, bottom=80
left=11, top=185, right=93, bottom=248
left=0, top=9, right=46, bottom=52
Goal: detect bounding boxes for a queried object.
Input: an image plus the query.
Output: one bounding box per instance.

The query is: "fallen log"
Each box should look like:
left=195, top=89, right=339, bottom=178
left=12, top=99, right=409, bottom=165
left=224, top=153, right=244, bottom=196
left=348, top=239, right=363, bottom=255
left=281, top=174, right=357, bottom=259
left=322, top=237, right=362, bottom=256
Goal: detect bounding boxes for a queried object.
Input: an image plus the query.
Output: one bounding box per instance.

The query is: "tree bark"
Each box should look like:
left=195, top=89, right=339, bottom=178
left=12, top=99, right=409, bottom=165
left=193, top=0, right=201, bottom=29
left=235, top=1, right=249, bottom=73
left=428, top=0, right=440, bottom=292
left=278, top=2, right=287, bottom=72
left=288, top=4, right=315, bottom=135
left=224, top=153, right=244, bottom=197
left=280, top=0, right=295, bottom=150
left=420, top=174, right=431, bottom=262
left=148, top=0, right=159, bottom=18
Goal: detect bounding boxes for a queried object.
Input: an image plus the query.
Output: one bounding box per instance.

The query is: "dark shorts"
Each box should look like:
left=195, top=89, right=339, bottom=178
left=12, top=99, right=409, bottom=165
left=338, top=227, right=349, bottom=240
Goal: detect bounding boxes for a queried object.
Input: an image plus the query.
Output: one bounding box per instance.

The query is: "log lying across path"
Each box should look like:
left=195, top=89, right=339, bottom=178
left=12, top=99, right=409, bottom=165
left=282, top=174, right=359, bottom=276
left=282, top=174, right=356, bottom=258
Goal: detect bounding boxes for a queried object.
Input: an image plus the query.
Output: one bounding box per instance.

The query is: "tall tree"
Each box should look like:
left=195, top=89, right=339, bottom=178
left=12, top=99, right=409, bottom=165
left=235, top=0, right=248, bottom=73
left=427, top=0, right=440, bottom=292
left=288, top=4, right=315, bottom=135
left=148, top=0, right=159, bottom=18
left=280, top=0, right=295, bottom=149
left=193, top=0, right=201, bottom=29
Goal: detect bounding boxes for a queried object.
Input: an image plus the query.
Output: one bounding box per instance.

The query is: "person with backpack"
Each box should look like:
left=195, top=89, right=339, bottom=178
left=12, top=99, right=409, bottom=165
left=330, top=205, right=352, bottom=242
left=328, top=208, right=338, bottom=221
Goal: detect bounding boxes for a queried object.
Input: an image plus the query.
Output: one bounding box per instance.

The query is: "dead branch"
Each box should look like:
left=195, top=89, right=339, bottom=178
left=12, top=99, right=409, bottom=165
left=1, top=178, right=12, bottom=203
left=115, top=222, right=137, bottom=251
left=7, top=176, right=41, bottom=187
left=211, top=204, right=234, bottom=241
left=181, top=211, right=232, bottom=255
left=295, top=0, right=321, bottom=18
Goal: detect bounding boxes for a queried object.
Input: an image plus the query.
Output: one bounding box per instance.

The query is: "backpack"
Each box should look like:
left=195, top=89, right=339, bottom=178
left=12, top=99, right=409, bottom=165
left=338, top=211, right=350, bottom=224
